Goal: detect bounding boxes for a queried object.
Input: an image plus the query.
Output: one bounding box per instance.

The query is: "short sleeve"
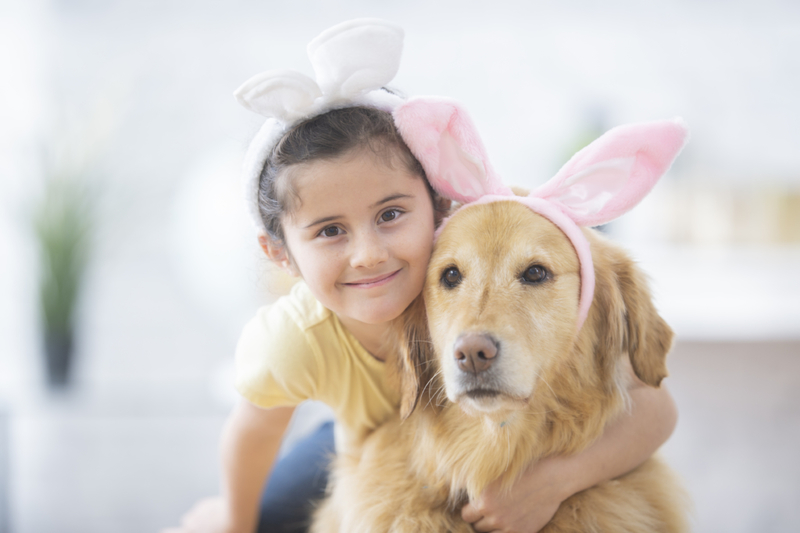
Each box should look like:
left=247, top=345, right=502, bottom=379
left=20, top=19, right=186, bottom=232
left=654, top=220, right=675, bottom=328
left=234, top=303, right=320, bottom=409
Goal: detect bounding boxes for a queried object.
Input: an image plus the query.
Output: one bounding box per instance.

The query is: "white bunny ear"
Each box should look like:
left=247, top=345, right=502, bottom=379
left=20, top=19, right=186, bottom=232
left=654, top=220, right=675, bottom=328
left=234, top=70, right=322, bottom=122
left=307, top=18, right=404, bottom=100
left=532, top=119, right=689, bottom=227
left=394, top=98, right=512, bottom=203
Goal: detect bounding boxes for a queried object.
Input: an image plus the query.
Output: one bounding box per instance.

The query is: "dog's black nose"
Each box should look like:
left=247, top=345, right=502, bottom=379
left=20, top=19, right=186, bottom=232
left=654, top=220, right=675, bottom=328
left=454, top=333, right=498, bottom=375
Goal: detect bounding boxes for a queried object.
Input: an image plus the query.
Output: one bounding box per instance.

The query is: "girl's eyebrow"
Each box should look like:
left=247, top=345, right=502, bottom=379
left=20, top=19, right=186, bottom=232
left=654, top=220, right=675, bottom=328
left=304, top=215, right=342, bottom=229
left=370, top=193, right=413, bottom=208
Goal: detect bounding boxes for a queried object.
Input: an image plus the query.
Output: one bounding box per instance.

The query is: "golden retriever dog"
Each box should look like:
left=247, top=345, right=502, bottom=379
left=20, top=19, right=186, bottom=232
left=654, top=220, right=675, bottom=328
left=312, top=100, right=690, bottom=533
left=311, top=200, right=688, bottom=533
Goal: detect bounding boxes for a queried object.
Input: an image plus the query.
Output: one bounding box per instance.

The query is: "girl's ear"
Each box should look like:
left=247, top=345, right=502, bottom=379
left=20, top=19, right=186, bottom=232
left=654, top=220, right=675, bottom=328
left=258, top=233, right=299, bottom=277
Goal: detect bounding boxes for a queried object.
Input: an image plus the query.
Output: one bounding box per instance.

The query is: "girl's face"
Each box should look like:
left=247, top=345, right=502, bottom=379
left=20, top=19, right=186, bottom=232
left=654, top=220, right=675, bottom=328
left=279, top=149, right=436, bottom=327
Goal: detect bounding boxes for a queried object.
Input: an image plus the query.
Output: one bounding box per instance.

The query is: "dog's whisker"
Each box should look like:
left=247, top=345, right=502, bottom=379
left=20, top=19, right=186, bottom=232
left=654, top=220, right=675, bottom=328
left=432, top=385, right=448, bottom=409
left=425, top=377, right=447, bottom=409
left=532, top=369, right=557, bottom=399
left=420, top=368, right=446, bottom=410
left=420, top=369, right=443, bottom=405
left=408, top=339, right=435, bottom=347
left=504, top=421, right=511, bottom=473
left=434, top=384, right=449, bottom=407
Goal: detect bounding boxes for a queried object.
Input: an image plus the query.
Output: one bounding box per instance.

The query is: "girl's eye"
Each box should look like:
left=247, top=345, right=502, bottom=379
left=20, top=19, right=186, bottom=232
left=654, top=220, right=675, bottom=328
left=320, top=226, right=342, bottom=238
left=380, top=209, right=401, bottom=223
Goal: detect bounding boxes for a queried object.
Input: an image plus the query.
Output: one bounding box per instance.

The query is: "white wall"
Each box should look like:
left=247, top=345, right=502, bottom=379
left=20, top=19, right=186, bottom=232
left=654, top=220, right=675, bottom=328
left=2, top=0, right=799, bottom=387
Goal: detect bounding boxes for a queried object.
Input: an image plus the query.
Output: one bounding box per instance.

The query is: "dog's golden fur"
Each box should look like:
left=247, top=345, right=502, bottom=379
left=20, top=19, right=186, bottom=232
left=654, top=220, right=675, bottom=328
left=311, top=200, right=688, bottom=533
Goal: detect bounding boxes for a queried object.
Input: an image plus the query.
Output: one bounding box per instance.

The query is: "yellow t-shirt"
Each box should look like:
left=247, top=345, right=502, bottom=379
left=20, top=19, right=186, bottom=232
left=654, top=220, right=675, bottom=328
left=235, top=282, right=400, bottom=452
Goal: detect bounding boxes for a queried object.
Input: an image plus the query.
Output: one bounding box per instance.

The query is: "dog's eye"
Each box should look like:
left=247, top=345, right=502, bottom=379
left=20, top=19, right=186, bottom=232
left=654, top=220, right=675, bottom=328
left=441, top=267, right=462, bottom=288
left=521, top=265, right=548, bottom=284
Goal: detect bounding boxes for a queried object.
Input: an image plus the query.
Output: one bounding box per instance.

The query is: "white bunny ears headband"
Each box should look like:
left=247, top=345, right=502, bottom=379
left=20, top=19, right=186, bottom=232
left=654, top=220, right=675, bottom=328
left=235, top=19, right=689, bottom=332
left=393, top=99, right=689, bottom=331
left=234, top=19, right=406, bottom=231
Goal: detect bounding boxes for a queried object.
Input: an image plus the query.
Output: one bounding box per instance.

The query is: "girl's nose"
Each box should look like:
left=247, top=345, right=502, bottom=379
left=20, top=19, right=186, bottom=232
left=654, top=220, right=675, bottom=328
left=349, top=230, right=389, bottom=269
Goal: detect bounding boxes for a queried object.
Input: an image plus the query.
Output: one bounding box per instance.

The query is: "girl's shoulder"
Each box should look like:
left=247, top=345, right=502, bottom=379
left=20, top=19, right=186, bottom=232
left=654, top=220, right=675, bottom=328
left=235, top=281, right=333, bottom=406
left=253, top=281, right=332, bottom=334
left=281, top=281, right=332, bottom=330
left=239, top=281, right=341, bottom=363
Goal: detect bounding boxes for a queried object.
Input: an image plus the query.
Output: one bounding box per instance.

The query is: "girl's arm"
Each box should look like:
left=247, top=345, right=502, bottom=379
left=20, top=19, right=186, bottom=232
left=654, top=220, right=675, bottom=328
left=164, top=400, right=295, bottom=533
left=462, top=376, right=678, bottom=533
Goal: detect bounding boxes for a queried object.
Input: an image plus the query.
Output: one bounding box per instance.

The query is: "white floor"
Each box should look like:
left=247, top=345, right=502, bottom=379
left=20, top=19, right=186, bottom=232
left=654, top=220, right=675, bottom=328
left=659, top=341, right=800, bottom=533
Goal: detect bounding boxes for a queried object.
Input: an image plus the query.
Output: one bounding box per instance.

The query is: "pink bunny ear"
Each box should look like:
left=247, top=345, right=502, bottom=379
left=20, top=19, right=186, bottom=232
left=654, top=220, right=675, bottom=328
left=532, top=119, right=689, bottom=227
left=394, top=98, right=512, bottom=203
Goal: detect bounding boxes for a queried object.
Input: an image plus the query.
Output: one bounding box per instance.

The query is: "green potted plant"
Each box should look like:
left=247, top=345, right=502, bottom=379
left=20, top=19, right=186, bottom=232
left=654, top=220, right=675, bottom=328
left=33, top=173, right=93, bottom=387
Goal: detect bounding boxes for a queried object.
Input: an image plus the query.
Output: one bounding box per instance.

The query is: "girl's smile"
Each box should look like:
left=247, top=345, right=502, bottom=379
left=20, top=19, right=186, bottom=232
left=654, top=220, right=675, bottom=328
left=278, top=148, right=436, bottom=351
left=343, top=269, right=402, bottom=288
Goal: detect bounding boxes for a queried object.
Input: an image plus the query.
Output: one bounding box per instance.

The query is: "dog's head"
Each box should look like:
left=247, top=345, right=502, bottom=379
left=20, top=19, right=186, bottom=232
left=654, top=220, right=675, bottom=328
left=392, top=99, right=685, bottom=420
left=425, top=200, right=581, bottom=413
left=395, top=200, right=673, bottom=419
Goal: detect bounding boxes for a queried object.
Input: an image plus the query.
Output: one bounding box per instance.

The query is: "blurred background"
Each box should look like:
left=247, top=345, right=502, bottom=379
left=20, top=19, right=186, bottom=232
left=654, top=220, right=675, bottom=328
left=1, top=0, right=799, bottom=531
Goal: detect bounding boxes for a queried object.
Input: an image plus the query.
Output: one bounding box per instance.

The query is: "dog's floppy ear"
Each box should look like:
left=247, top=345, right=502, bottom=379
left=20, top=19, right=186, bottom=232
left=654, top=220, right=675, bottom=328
left=592, top=244, right=673, bottom=388
left=618, top=260, right=674, bottom=387
left=394, top=296, right=432, bottom=420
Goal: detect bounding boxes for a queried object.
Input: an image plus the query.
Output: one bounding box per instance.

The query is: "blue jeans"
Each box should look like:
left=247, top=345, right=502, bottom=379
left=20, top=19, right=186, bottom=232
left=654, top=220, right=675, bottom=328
left=257, top=421, right=335, bottom=533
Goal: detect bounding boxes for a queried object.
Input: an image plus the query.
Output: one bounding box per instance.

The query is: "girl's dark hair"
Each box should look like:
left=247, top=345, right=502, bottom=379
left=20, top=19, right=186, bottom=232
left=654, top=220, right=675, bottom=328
left=257, top=106, right=443, bottom=244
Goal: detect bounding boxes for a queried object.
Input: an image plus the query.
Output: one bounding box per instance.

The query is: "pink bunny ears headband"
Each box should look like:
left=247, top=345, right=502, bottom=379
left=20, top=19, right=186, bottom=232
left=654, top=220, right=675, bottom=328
left=234, top=19, right=406, bottom=231
left=393, top=99, right=689, bottom=332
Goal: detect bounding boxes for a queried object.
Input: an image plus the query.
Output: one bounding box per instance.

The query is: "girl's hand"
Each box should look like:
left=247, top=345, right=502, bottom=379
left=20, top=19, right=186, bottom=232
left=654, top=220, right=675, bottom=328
left=162, top=496, right=243, bottom=533
left=461, top=456, right=568, bottom=533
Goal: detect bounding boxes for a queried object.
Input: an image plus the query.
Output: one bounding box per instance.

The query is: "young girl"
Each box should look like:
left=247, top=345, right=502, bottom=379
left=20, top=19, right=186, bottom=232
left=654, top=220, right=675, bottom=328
left=166, top=20, right=677, bottom=533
